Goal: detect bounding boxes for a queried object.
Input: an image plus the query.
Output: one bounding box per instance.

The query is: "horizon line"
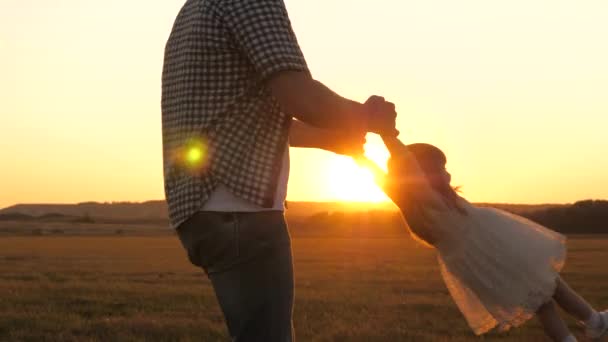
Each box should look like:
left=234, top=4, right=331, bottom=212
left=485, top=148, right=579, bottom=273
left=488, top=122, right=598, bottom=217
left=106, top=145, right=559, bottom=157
left=2, top=198, right=605, bottom=211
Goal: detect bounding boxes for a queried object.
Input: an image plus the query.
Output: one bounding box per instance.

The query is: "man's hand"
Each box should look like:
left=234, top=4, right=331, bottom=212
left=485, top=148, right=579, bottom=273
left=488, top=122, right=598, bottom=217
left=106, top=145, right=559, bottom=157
left=268, top=71, right=399, bottom=136
left=362, top=96, right=399, bottom=137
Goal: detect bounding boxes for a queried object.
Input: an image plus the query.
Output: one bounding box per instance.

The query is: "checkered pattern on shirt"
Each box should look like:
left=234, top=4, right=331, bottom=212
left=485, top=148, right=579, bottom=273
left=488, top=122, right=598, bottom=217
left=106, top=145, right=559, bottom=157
left=161, top=0, right=310, bottom=229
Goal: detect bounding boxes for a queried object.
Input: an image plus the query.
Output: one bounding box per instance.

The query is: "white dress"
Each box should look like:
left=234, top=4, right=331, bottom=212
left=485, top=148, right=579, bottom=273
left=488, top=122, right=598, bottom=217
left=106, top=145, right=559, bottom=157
left=419, top=198, right=566, bottom=335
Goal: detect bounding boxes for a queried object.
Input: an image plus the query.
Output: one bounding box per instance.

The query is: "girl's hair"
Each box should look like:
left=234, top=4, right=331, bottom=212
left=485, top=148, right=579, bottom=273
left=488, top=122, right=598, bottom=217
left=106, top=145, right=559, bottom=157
left=406, top=143, right=467, bottom=214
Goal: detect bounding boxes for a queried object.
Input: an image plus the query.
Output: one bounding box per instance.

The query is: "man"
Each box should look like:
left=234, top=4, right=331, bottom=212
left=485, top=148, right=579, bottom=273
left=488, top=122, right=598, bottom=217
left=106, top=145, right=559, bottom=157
left=161, top=0, right=398, bottom=340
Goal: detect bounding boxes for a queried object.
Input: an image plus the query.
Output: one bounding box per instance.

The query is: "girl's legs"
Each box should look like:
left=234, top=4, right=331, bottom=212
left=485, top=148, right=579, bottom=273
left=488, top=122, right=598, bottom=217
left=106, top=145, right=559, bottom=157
left=552, top=276, right=608, bottom=339
left=536, top=300, right=574, bottom=342
left=552, top=276, right=595, bottom=322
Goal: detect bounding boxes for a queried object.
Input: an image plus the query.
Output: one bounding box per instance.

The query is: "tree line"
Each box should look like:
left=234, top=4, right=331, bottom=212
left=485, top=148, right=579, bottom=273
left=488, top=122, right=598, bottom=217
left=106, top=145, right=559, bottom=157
left=294, top=200, right=608, bottom=236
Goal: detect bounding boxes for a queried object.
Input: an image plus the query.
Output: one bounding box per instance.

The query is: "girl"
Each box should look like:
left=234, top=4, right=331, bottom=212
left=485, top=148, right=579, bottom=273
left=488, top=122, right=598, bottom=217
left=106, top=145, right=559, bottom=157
left=361, top=136, right=607, bottom=342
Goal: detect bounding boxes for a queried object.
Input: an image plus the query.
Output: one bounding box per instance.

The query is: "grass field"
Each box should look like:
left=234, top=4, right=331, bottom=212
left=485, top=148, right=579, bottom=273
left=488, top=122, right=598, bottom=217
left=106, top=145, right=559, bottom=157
left=1, top=234, right=606, bottom=341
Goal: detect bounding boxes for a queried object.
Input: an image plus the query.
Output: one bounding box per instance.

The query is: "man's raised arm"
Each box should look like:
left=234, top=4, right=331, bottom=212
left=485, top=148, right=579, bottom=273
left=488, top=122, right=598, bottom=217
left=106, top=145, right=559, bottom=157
left=269, top=71, right=398, bottom=136
left=222, top=0, right=398, bottom=137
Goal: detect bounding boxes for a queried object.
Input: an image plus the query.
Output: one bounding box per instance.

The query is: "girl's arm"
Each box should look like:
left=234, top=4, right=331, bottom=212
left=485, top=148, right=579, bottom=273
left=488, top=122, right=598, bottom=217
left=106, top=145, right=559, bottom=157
left=379, top=136, right=448, bottom=212
left=358, top=136, right=450, bottom=245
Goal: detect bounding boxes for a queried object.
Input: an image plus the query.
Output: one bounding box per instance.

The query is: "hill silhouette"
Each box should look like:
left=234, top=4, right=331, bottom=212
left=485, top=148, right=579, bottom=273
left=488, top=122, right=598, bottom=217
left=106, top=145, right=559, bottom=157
left=0, top=201, right=168, bottom=221
left=0, top=200, right=606, bottom=235
left=526, top=200, right=608, bottom=234
left=0, top=201, right=396, bottom=222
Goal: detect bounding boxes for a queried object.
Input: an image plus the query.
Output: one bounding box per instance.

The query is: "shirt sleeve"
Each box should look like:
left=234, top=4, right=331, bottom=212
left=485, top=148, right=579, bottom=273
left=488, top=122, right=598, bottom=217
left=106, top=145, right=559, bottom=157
left=221, top=0, right=311, bottom=81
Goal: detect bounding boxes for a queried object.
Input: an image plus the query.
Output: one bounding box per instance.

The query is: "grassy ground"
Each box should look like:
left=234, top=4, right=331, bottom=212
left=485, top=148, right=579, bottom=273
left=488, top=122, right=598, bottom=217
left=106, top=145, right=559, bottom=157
left=0, top=235, right=606, bottom=341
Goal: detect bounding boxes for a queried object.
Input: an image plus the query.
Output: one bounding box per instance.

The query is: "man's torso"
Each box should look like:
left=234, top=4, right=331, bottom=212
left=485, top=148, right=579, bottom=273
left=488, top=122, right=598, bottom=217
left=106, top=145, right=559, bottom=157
left=161, top=0, right=308, bottom=228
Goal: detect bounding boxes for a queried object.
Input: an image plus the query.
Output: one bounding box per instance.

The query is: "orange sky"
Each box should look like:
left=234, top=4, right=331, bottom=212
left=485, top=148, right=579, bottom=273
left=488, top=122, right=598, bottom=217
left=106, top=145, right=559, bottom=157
left=1, top=0, right=608, bottom=208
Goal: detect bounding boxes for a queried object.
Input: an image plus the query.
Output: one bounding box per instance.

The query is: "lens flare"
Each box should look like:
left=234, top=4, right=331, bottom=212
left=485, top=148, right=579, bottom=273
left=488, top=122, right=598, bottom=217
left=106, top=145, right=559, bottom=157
left=180, top=137, right=207, bottom=170
left=187, top=146, right=203, bottom=164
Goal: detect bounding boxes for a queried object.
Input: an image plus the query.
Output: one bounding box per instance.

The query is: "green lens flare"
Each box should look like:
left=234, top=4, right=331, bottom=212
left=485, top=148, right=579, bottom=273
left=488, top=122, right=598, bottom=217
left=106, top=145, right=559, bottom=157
left=182, top=138, right=207, bottom=169
left=186, top=146, right=203, bottom=165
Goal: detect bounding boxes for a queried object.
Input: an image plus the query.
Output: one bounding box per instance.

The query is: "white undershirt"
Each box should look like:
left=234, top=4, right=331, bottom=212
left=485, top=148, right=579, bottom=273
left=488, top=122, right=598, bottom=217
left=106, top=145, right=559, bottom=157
left=201, top=145, right=289, bottom=211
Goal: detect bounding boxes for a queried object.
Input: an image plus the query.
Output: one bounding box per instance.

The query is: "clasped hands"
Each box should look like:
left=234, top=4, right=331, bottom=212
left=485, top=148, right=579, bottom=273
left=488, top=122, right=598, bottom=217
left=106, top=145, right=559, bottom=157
left=321, top=95, right=398, bottom=156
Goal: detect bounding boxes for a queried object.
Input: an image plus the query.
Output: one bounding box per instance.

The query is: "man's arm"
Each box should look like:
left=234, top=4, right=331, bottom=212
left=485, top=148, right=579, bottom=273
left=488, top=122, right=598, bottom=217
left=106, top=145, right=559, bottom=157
left=289, top=119, right=365, bottom=156
left=222, top=0, right=397, bottom=136
left=269, top=71, right=397, bottom=135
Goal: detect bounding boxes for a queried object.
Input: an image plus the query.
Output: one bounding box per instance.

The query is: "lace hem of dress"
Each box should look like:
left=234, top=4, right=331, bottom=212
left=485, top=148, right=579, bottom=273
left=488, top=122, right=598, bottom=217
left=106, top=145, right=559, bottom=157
left=472, top=275, right=560, bottom=335
left=471, top=246, right=566, bottom=335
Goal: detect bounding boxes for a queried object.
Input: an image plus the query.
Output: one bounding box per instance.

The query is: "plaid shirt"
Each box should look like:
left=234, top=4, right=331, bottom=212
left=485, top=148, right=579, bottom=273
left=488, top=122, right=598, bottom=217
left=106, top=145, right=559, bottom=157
left=161, top=0, right=309, bottom=229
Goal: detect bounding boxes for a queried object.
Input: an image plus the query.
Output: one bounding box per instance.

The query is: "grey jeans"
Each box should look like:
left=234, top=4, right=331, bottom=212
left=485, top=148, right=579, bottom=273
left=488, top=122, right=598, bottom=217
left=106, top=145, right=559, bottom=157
left=176, top=211, right=294, bottom=342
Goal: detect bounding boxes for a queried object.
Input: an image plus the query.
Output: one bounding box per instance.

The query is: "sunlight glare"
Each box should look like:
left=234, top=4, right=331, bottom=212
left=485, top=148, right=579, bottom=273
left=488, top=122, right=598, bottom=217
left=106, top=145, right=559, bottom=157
left=363, top=134, right=390, bottom=172
left=325, top=136, right=391, bottom=202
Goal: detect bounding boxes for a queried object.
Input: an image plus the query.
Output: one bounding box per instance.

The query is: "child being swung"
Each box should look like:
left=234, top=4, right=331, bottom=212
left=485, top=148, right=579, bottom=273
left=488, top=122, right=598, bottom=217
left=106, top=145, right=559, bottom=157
left=361, top=136, right=607, bottom=342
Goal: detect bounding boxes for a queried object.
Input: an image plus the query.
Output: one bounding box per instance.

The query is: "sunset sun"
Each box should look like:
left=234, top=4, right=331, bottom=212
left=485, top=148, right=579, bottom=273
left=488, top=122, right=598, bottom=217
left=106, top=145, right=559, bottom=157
left=325, top=137, right=390, bottom=202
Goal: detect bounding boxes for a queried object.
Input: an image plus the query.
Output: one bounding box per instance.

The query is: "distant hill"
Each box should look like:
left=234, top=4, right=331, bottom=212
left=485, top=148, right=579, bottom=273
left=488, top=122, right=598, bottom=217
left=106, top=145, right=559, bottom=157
left=0, top=201, right=397, bottom=222
left=0, top=200, right=606, bottom=235
left=526, top=200, right=608, bottom=234
left=2, top=200, right=606, bottom=234
left=0, top=201, right=169, bottom=221
left=0, top=200, right=563, bottom=220
left=0, top=213, right=35, bottom=221
left=474, top=203, right=569, bottom=214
